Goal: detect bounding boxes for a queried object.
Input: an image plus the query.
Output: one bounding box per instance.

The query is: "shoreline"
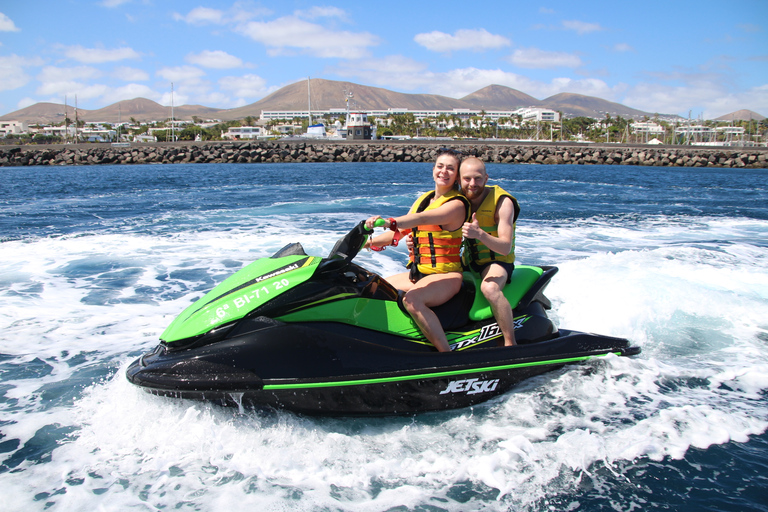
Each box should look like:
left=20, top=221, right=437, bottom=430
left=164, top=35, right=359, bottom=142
left=1, top=139, right=766, bottom=168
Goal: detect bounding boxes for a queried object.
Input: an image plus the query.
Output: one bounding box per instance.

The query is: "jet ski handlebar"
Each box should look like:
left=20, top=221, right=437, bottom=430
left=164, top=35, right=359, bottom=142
left=322, top=218, right=390, bottom=271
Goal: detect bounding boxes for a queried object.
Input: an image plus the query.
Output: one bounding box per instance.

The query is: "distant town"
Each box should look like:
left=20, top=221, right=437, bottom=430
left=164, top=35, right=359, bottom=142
left=1, top=104, right=765, bottom=147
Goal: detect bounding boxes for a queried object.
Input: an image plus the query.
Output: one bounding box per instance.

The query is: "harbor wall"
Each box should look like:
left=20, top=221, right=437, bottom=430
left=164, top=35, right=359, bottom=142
left=1, top=140, right=766, bottom=168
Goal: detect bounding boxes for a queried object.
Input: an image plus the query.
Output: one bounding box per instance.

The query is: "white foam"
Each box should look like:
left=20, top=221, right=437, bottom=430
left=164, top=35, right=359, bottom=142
left=1, top=214, right=767, bottom=510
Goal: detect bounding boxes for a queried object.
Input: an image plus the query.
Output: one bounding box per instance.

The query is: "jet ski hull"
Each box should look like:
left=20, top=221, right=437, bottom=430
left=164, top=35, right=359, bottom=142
left=126, top=320, right=639, bottom=415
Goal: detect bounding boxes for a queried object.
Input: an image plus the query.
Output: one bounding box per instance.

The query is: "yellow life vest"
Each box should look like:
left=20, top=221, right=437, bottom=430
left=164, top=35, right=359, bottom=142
left=463, top=185, right=520, bottom=266
left=408, top=189, right=470, bottom=274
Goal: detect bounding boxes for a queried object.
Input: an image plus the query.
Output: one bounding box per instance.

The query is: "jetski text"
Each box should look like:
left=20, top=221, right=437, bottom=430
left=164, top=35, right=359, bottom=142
left=440, top=378, right=500, bottom=395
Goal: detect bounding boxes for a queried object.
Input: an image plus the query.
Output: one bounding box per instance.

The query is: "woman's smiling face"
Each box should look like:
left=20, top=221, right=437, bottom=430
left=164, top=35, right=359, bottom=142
left=432, top=153, right=460, bottom=189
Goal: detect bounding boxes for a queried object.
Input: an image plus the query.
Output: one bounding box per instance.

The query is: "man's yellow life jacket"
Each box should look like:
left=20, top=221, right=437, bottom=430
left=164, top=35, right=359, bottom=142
left=463, top=185, right=519, bottom=267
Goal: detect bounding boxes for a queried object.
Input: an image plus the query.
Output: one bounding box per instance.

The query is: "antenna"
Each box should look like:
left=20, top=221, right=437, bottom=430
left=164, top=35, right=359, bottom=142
left=171, top=82, right=175, bottom=143
left=307, top=77, right=312, bottom=125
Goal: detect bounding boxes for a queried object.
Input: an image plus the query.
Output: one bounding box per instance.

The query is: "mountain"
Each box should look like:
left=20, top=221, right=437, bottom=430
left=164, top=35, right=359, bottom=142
left=89, top=98, right=219, bottom=123
left=0, top=102, right=87, bottom=125
left=5, top=78, right=752, bottom=124
left=541, top=92, right=650, bottom=119
left=714, top=109, right=765, bottom=122
left=0, top=98, right=220, bottom=124
left=460, top=85, right=541, bottom=110
left=214, top=78, right=479, bottom=121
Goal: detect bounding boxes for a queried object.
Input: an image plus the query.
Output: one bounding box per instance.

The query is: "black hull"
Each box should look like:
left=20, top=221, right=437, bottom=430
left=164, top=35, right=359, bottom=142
left=126, top=321, right=639, bottom=415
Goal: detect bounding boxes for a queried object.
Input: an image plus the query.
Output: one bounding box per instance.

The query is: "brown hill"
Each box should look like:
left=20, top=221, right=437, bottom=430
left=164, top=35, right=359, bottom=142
left=214, top=78, right=478, bottom=121
left=1, top=79, right=681, bottom=124
left=542, top=92, right=650, bottom=119
left=0, top=98, right=221, bottom=124
left=89, top=98, right=221, bottom=123
left=460, top=84, right=541, bottom=109
left=0, top=102, right=89, bottom=125
left=714, top=109, right=765, bottom=122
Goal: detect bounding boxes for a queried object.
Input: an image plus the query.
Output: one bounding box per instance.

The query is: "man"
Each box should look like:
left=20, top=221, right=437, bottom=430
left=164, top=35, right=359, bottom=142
left=459, top=157, right=520, bottom=346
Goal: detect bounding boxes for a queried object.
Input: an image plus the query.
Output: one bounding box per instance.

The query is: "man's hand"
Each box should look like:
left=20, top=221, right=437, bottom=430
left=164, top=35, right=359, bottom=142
left=462, top=213, right=483, bottom=240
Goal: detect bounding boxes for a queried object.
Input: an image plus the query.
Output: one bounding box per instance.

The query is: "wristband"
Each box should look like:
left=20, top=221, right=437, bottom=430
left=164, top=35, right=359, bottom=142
left=388, top=218, right=397, bottom=232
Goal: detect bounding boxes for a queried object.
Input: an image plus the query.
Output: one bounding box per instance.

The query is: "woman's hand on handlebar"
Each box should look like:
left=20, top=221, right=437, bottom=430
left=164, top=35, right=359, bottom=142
left=365, top=216, right=389, bottom=230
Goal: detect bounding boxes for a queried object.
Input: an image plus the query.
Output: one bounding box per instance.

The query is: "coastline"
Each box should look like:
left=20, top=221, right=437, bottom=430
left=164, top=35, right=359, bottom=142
left=1, top=139, right=766, bottom=168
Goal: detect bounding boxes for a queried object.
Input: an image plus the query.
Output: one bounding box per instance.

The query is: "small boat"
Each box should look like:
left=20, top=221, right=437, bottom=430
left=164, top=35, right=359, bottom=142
left=126, top=220, right=640, bottom=415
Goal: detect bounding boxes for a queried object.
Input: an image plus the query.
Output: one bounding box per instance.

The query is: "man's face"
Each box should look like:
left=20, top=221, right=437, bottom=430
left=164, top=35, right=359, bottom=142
left=460, top=163, right=488, bottom=201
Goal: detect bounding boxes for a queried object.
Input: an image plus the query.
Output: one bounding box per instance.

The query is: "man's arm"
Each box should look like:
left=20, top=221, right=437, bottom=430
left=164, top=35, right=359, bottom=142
left=463, top=196, right=515, bottom=255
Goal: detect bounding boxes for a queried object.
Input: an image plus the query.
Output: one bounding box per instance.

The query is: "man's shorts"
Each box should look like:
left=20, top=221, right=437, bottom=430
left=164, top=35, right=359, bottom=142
left=467, top=261, right=515, bottom=284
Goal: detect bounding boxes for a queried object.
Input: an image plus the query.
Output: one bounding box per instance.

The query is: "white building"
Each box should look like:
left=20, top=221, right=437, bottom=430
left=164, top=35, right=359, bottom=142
left=41, top=125, right=77, bottom=138
left=0, top=120, right=28, bottom=136
left=519, top=108, right=560, bottom=123
left=222, top=126, right=263, bottom=140
left=631, top=122, right=665, bottom=135
left=675, top=125, right=716, bottom=144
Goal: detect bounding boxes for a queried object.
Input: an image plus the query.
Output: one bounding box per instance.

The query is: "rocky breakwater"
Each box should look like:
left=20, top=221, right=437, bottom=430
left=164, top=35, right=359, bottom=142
left=1, top=141, right=766, bottom=168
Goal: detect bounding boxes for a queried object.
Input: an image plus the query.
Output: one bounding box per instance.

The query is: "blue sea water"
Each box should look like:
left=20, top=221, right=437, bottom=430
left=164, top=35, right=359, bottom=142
left=0, top=161, right=767, bottom=511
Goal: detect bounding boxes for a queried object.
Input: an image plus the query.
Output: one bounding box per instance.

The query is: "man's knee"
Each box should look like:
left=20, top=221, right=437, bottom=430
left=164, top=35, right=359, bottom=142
left=480, top=278, right=504, bottom=301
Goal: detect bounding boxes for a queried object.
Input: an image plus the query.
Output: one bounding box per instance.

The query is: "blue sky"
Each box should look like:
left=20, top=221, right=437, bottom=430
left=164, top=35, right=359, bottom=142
left=1, top=1, right=766, bottom=119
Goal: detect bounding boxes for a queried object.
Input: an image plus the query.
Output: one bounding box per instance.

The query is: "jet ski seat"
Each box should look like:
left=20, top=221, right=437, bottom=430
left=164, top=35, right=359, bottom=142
left=396, top=283, right=474, bottom=331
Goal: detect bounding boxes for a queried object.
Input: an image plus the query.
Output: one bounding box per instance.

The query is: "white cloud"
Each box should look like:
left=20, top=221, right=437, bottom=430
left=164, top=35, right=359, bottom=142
left=219, top=74, right=273, bottom=99
left=0, top=54, right=44, bottom=92
left=330, top=56, right=431, bottom=90
left=113, top=66, right=149, bottom=81
left=236, top=16, right=379, bottom=59
left=294, top=6, right=347, bottom=20
left=548, top=77, right=619, bottom=99
left=156, top=65, right=205, bottom=83
left=102, top=83, right=160, bottom=104
left=330, top=59, right=632, bottom=105
left=562, top=20, right=603, bottom=35
left=63, top=45, right=140, bottom=63
left=38, top=65, right=102, bottom=82
left=37, top=81, right=110, bottom=101
left=161, top=90, right=190, bottom=107
left=0, top=12, right=20, bottom=32
left=414, top=29, right=511, bottom=52
left=100, top=0, right=132, bottom=7
left=613, top=43, right=634, bottom=52
left=17, top=97, right=37, bottom=109
left=173, top=7, right=226, bottom=25
left=508, top=48, right=582, bottom=69
left=622, top=81, right=768, bottom=118
left=186, top=50, right=244, bottom=69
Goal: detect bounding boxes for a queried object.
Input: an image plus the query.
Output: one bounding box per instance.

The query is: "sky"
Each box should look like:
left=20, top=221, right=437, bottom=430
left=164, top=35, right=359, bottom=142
left=1, top=0, right=766, bottom=119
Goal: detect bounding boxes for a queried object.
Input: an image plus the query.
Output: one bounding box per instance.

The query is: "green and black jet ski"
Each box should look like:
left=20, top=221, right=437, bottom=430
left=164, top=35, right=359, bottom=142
left=126, top=220, right=640, bottom=415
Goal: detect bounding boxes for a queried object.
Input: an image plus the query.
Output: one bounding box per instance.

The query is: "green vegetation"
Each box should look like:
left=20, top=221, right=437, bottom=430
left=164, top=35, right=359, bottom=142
left=2, top=113, right=766, bottom=146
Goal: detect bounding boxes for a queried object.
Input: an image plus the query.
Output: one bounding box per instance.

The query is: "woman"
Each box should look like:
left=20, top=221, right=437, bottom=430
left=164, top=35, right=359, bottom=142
left=365, top=148, right=470, bottom=352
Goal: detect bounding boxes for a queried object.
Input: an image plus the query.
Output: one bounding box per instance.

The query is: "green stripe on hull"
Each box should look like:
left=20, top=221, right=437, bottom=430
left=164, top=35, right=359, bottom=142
left=263, top=352, right=619, bottom=390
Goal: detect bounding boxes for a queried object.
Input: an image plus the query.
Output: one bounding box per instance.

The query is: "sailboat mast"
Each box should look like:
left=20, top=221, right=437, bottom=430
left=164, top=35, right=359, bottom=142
left=64, top=95, right=68, bottom=144
left=307, top=77, right=312, bottom=126
left=171, top=82, right=175, bottom=143
left=74, top=95, right=79, bottom=143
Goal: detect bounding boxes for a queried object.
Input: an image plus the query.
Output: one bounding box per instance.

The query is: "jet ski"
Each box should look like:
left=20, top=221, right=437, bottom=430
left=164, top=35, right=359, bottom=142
left=126, top=220, right=640, bottom=415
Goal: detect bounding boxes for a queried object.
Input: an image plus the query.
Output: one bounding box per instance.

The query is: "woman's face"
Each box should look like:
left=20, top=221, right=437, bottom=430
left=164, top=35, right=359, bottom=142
left=433, top=154, right=460, bottom=189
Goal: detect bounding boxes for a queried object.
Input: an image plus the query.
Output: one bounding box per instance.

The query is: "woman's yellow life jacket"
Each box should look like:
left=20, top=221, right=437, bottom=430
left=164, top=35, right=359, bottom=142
left=463, top=185, right=520, bottom=267
left=408, top=189, right=470, bottom=274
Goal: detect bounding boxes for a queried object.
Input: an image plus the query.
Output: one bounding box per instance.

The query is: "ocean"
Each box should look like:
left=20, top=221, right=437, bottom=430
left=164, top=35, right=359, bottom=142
left=1, top=161, right=766, bottom=511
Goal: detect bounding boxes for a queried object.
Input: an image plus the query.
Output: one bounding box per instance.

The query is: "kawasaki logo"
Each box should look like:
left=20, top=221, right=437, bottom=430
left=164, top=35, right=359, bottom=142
left=439, top=378, right=500, bottom=395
